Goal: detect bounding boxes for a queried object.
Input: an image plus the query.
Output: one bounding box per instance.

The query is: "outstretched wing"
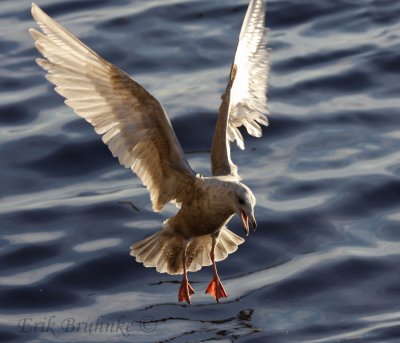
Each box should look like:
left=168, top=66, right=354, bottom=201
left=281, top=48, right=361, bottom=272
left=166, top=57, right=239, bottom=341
left=30, top=3, right=195, bottom=212
left=211, top=0, right=269, bottom=177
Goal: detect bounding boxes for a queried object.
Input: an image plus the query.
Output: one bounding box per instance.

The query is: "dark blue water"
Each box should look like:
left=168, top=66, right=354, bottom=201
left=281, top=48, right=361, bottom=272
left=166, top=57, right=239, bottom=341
left=1, top=0, right=400, bottom=342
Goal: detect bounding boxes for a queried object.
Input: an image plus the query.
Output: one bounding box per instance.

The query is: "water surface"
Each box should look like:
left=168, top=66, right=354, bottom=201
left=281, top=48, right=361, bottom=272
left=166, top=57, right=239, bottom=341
left=1, top=0, right=400, bottom=342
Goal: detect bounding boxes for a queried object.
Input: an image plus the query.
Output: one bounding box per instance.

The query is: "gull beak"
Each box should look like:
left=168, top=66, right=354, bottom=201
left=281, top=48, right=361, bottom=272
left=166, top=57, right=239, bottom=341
left=240, top=211, right=250, bottom=236
left=251, top=215, right=257, bottom=232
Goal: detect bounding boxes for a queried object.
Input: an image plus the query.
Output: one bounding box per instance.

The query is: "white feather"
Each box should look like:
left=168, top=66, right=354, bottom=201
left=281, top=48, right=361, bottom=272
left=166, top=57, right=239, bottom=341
left=30, top=3, right=195, bottom=212
left=228, top=0, right=270, bottom=149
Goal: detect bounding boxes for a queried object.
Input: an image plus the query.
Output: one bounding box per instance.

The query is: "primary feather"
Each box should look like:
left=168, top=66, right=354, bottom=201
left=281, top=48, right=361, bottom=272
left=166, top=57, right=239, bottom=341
left=211, top=0, right=269, bottom=178
left=30, top=3, right=195, bottom=212
left=229, top=0, right=270, bottom=150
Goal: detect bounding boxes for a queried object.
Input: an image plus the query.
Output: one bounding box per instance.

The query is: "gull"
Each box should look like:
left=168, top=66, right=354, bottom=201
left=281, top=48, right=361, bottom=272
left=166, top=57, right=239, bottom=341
left=30, top=0, right=269, bottom=304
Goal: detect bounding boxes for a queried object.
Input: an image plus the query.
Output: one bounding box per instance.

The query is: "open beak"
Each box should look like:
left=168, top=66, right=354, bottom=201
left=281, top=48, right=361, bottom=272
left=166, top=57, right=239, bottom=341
left=251, top=215, right=257, bottom=232
left=240, top=211, right=257, bottom=236
left=240, top=211, right=249, bottom=236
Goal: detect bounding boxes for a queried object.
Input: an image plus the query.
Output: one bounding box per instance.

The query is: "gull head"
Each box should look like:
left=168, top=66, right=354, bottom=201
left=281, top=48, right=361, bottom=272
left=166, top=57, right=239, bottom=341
left=230, top=182, right=257, bottom=236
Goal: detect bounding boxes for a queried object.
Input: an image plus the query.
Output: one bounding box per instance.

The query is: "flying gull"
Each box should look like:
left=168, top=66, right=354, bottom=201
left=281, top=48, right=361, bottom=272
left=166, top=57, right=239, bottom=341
left=30, top=0, right=269, bottom=304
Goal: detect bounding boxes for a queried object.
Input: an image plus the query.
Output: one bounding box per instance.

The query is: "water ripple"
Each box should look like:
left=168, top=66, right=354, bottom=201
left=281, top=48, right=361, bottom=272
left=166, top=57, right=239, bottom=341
left=1, top=0, right=400, bottom=342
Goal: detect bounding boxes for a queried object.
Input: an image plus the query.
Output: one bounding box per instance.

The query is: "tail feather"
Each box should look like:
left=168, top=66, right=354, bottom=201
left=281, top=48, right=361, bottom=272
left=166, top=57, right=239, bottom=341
left=156, top=255, right=169, bottom=274
left=218, top=227, right=244, bottom=253
left=133, top=232, right=159, bottom=264
left=201, top=244, right=211, bottom=267
left=132, top=232, right=159, bottom=259
left=215, top=227, right=244, bottom=261
left=142, top=241, right=162, bottom=265
left=130, top=226, right=245, bottom=275
left=215, top=242, right=227, bottom=261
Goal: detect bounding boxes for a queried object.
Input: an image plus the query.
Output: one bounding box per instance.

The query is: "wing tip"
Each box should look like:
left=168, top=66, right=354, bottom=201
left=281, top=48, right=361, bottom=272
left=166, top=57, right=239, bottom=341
left=28, top=27, right=37, bottom=38
left=31, top=2, right=41, bottom=19
left=31, top=2, right=52, bottom=26
left=35, top=57, right=48, bottom=68
left=29, top=2, right=41, bottom=35
left=236, top=139, right=245, bottom=150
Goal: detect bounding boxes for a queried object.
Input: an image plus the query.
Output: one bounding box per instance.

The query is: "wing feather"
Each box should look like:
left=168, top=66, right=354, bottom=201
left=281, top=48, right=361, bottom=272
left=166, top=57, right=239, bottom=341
left=211, top=0, right=269, bottom=177
left=30, top=3, right=195, bottom=211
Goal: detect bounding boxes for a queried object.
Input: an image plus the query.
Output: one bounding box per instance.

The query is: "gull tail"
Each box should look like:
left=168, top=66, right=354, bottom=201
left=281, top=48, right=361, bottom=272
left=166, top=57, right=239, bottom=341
left=130, top=227, right=245, bottom=275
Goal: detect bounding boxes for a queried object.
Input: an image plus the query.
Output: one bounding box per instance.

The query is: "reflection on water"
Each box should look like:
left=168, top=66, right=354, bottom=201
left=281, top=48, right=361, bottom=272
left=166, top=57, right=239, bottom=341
left=1, top=0, right=400, bottom=342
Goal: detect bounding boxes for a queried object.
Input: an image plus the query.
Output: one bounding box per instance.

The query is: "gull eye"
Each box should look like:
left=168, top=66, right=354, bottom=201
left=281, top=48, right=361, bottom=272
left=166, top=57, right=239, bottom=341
left=238, top=197, right=245, bottom=205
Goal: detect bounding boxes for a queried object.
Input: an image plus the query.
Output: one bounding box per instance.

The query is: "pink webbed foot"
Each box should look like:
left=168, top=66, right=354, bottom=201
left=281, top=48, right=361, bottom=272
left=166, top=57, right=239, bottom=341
left=178, top=278, right=195, bottom=304
left=205, top=276, right=227, bottom=303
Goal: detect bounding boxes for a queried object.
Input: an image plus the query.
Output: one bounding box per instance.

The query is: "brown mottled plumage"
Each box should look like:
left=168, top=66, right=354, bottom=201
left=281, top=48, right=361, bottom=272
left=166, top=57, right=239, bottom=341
left=30, top=0, right=269, bottom=304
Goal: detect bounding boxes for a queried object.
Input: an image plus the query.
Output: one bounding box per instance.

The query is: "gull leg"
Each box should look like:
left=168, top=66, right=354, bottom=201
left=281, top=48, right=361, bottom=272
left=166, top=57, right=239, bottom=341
left=178, top=240, right=195, bottom=304
left=205, top=232, right=227, bottom=303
